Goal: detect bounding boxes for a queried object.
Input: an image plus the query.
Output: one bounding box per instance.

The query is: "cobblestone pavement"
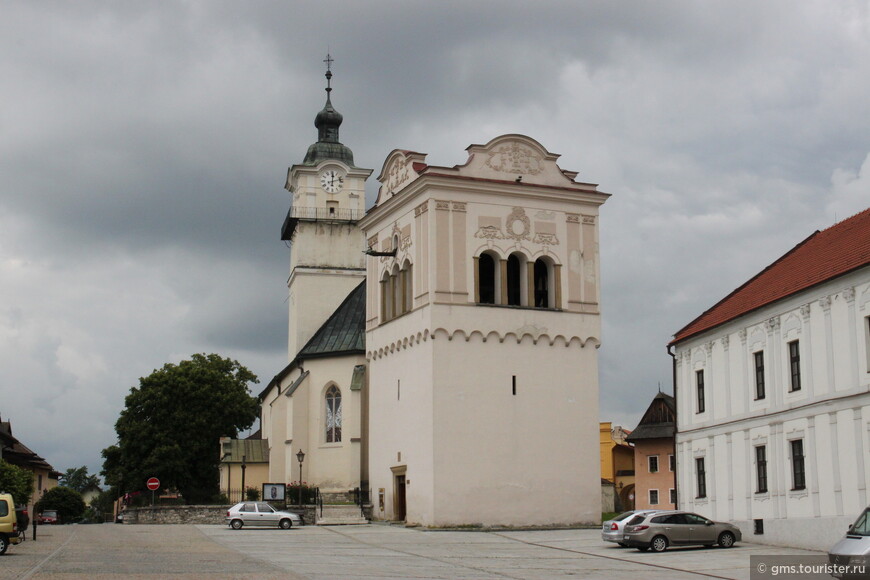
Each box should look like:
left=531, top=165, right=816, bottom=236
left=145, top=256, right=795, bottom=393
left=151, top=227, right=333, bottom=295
left=0, top=524, right=296, bottom=580
left=2, top=523, right=826, bottom=579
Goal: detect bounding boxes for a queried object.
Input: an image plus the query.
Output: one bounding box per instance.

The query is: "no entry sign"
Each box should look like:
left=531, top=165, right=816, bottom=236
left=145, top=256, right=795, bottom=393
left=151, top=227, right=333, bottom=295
left=146, top=477, right=160, bottom=491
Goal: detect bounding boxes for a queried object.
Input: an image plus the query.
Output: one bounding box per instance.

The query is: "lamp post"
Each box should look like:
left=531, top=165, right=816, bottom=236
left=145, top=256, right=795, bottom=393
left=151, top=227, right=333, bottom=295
left=296, top=449, right=305, bottom=506
left=240, top=455, right=247, bottom=502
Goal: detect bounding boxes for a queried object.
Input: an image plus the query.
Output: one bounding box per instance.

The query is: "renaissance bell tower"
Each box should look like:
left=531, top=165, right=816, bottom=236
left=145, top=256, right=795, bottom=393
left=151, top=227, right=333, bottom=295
left=281, top=56, right=373, bottom=359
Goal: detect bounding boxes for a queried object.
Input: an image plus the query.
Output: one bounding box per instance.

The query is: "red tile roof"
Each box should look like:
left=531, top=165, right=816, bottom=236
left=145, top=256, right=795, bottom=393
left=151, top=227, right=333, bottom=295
left=671, top=207, right=870, bottom=344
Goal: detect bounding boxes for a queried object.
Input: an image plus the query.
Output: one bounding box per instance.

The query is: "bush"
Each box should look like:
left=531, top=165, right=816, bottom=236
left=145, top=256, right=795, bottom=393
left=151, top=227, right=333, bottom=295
left=287, top=482, right=316, bottom=505
left=245, top=487, right=260, bottom=501
left=35, top=487, right=86, bottom=523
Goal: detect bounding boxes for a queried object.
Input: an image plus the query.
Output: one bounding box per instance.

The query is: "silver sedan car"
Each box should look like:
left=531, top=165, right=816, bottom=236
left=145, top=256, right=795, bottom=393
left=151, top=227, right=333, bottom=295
left=226, top=501, right=302, bottom=530
left=602, top=510, right=660, bottom=546
left=623, top=510, right=742, bottom=552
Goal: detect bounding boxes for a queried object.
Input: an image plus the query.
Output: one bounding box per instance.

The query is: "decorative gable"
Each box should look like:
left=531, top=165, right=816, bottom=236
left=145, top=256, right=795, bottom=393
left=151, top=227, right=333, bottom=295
left=459, top=134, right=577, bottom=187
left=375, top=150, right=428, bottom=204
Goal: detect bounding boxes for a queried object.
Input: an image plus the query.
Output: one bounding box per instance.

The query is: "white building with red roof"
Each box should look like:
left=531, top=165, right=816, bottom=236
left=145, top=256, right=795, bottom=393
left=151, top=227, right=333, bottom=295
left=670, top=207, right=870, bottom=549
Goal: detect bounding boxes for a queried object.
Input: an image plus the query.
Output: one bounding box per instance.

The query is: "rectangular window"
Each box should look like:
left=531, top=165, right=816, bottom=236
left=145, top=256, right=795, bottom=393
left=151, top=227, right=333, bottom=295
left=788, top=340, right=802, bottom=392
left=791, top=439, right=806, bottom=490
left=648, top=455, right=659, bottom=473
left=649, top=489, right=659, bottom=505
left=696, top=370, right=706, bottom=413
left=669, top=488, right=677, bottom=505
left=669, top=454, right=675, bottom=472
left=695, top=457, right=707, bottom=498
left=754, top=351, right=766, bottom=400
left=755, top=445, right=768, bottom=493
left=865, top=316, right=870, bottom=373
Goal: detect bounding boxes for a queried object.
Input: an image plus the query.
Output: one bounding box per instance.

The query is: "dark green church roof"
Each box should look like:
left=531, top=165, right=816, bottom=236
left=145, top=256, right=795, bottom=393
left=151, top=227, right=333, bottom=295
left=298, top=280, right=365, bottom=358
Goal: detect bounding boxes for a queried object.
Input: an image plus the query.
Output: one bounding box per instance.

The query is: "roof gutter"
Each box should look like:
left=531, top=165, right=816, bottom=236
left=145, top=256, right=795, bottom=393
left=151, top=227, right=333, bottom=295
left=667, top=342, right=678, bottom=510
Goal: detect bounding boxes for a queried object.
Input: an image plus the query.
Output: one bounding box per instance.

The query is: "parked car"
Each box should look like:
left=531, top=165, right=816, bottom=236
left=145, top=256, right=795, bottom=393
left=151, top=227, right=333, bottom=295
left=622, top=510, right=742, bottom=552
left=38, top=510, right=59, bottom=525
left=828, top=506, right=870, bottom=578
left=0, top=493, right=23, bottom=555
left=226, top=502, right=302, bottom=530
left=602, top=510, right=660, bottom=546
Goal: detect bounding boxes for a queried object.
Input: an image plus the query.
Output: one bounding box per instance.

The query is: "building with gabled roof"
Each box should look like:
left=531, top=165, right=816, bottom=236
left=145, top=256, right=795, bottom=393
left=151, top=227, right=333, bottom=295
left=627, top=392, right=676, bottom=511
left=670, top=207, right=870, bottom=549
left=0, top=418, right=59, bottom=510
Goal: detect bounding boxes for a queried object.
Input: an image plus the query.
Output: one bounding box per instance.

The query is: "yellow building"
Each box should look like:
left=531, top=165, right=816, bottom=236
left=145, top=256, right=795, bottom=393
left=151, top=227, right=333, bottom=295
left=599, top=422, right=635, bottom=510
left=0, top=418, right=59, bottom=513
left=218, top=436, right=270, bottom=503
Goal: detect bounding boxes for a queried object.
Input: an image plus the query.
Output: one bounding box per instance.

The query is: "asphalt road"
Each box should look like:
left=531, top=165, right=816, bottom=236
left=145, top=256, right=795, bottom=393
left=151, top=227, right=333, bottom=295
left=2, top=523, right=827, bottom=579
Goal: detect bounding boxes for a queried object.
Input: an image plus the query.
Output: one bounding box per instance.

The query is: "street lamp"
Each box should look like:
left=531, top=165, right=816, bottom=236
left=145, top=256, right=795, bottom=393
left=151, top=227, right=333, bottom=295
left=240, top=455, right=247, bottom=502
left=296, top=449, right=305, bottom=505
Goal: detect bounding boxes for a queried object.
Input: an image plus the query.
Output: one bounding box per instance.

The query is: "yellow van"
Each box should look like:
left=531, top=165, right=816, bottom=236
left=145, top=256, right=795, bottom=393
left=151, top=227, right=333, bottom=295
left=0, top=493, right=23, bottom=555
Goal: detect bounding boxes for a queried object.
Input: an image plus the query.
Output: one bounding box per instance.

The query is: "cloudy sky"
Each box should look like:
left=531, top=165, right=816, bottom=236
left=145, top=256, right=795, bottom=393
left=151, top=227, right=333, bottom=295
left=2, top=1, right=868, bottom=480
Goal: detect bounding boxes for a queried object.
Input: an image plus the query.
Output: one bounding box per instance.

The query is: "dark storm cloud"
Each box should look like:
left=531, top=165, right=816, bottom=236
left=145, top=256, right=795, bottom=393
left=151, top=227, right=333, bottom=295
left=1, top=0, right=868, bottom=473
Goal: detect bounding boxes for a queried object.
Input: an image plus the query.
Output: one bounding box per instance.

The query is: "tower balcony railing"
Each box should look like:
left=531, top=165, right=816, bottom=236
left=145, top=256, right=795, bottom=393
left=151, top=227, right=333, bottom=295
left=288, top=206, right=364, bottom=222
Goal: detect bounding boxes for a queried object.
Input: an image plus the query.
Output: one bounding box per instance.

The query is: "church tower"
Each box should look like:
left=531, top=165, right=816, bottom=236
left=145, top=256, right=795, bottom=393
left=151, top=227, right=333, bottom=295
left=359, top=135, right=609, bottom=527
left=281, top=57, right=373, bottom=358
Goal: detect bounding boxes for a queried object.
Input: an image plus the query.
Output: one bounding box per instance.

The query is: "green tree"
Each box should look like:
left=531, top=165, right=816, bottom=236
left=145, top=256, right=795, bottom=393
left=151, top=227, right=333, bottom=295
left=101, top=353, right=259, bottom=504
left=0, top=459, right=33, bottom=505
left=59, top=466, right=101, bottom=493
left=35, top=486, right=85, bottom=522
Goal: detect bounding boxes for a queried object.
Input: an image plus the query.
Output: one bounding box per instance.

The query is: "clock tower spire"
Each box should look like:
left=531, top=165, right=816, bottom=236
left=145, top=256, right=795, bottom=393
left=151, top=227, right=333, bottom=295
left=281, top=55, right=373, bottom=359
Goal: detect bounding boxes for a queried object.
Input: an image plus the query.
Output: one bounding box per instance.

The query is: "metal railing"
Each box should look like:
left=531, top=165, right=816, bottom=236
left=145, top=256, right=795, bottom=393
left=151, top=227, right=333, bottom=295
left=353, top=487, right=371, bottom=519
left=288, top=206, right=363, bottom=222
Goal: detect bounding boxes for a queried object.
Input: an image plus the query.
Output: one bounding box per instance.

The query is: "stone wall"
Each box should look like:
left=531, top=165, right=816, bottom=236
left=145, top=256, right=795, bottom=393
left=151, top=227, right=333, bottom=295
left=122, top=505, right=313, bottom=525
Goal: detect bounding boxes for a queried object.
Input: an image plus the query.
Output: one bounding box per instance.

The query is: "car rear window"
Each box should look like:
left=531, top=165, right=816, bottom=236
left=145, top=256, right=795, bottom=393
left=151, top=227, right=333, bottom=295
left=626, top=515, right=645, bottom=526
left=0, top=501, right=8, bottom=517
left=614, top=511, right=635, bottom=522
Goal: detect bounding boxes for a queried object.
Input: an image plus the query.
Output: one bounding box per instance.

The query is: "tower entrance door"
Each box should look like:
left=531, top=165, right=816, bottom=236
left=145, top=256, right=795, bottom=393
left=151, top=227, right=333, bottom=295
left=391, top=466, right=407, bottom=522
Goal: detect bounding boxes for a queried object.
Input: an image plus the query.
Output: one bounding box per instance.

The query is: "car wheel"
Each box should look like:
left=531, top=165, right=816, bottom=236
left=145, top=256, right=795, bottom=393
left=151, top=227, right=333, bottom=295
left=279, top=519, right=292, bottom=530
left=230, top=519, right=244, bottom=530
left=0, top=535, right=8, bottom=555
left=650, top=535, right=669, bottom=553
left=718, top=531, right=735, bottom=548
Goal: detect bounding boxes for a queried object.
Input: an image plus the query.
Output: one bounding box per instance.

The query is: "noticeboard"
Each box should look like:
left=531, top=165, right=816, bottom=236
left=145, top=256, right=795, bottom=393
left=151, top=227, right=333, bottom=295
left=262, top=483, right=286, bottom=501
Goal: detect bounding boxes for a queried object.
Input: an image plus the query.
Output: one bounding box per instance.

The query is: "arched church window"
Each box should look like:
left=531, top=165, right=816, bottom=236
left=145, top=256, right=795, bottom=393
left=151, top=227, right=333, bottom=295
left=390, top=264, right=400, bottom=319
left=507, top=253, right=525, bottom=306
left=402, top=260, right=413, bottom=313
left=478, top=253, right=497, bottom=304
left=534, top=258, right=552, bottom=308
left=325, top=385, right=342, bottom=443
left=381, top=273, right=392, bottom=323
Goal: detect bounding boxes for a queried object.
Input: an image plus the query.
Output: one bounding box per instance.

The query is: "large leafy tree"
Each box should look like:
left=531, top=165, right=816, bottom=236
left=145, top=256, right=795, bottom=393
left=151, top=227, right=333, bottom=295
left=59, top=466, right=101, bottom=493
left=0, top=460, right=33, bottom=505
left=102, top=353, right=259, bottom=504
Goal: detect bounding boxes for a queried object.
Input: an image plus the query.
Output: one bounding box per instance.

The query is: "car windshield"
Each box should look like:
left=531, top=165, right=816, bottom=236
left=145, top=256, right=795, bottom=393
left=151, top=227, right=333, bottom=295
left=850, top=509, right=870, bottom=536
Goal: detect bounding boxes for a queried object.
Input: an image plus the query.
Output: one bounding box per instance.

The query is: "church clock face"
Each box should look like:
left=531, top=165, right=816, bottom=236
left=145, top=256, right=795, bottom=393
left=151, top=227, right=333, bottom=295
left=320, top=170, right=344, bottom=193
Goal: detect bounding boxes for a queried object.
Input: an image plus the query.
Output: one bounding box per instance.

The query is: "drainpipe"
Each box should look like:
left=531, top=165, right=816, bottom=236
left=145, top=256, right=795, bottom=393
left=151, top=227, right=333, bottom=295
left=667, top=343, right=678, bottom=510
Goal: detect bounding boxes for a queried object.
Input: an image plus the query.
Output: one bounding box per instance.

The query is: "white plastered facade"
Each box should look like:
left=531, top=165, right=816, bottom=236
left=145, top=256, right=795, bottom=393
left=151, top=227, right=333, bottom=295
left=359, top=135, right=609, bottom=526
left=674, top=270, right=870, bottom=549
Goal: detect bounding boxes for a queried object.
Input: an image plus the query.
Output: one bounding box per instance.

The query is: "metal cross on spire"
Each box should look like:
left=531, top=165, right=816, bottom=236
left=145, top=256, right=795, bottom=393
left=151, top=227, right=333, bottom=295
left=323, top=53, right=334, bottom=92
